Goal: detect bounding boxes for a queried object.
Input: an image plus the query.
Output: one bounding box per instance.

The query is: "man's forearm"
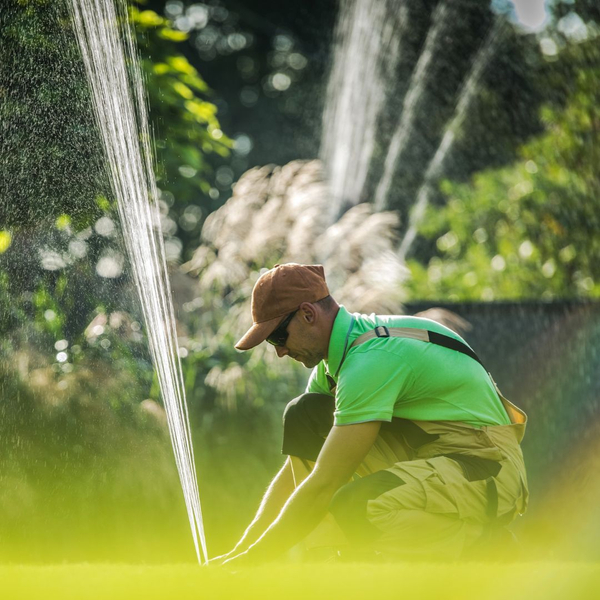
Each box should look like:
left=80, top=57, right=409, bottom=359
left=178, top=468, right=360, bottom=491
left=230, top=457, right=295, bottom=554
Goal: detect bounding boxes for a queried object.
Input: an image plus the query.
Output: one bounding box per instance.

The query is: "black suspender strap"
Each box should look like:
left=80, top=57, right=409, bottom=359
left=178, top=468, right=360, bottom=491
left=427, top=330, right=484, bottom=369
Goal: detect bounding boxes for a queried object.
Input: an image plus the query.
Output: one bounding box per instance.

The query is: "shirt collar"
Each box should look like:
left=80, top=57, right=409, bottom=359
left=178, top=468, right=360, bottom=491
left=325, top=305, right=354, bottom=377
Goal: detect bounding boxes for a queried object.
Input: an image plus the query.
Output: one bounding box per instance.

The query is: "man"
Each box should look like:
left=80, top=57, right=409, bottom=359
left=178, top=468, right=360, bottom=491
left=215, top=263, right=528, bottom=566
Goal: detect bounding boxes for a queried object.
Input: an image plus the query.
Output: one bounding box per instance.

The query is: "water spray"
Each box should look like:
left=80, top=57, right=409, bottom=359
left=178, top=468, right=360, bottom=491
left=372, top=1, right=451, bottom=212
left=398, top=19, right=507, bottom=261
left=320, top=0, right=405, bottom=223
left=68, top=0, right=208, bottom=564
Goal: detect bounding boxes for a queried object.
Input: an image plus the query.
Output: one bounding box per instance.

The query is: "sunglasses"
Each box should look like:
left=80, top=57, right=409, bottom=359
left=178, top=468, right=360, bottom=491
left=266, top=310, right=298, bottom=347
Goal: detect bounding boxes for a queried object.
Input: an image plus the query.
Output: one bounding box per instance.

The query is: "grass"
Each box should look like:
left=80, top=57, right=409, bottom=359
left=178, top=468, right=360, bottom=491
left=2, top=562, right=600, bottom=600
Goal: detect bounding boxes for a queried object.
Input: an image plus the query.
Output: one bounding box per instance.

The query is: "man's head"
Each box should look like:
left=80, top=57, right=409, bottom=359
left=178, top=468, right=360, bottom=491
left=235, top=263, right=339, bottom=368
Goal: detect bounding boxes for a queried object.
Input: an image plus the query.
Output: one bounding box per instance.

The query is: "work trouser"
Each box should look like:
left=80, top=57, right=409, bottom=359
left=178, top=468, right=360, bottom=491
left=282, top=393, right=529, bottom=560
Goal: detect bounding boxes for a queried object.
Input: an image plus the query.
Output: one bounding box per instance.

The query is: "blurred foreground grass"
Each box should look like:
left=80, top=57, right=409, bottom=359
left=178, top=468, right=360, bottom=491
left=3, top=562, right=599, bottom=600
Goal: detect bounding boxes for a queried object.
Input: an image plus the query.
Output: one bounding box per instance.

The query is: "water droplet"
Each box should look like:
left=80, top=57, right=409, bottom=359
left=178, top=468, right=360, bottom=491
left=288, top=53, right=307, bottom=70
left=271, top=72, right=291, bottom=91
left=491, top=255, right=506, bottom=271
left=233, top=134, right=253, bottom=156
left=94, top=216, right=115, bottom=237
left=473, top=228, right=488, bottom=244
left=274, top=34, right=293, bottom=51
left=539, top=37, right=558, bottom=57
left=240, top=86, right=259, bottom=107
left=39, top=248, right=68, bottom=271
left=69, top=239, right=88, bottom=258
left=542, top=259, right=556, bottom=278
left=96, top=251, right=124, bottom=278
left=525, top=160, right=538, bottom=174
left=519, top=240, right=534, bottom=259
left=54, top=339, right=69, bottom=351
left=178, top=165, right=197, bottom=178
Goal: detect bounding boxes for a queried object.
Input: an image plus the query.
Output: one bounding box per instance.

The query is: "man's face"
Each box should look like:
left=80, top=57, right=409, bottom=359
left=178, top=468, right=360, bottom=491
left=273, top=310, right=326, bottom=368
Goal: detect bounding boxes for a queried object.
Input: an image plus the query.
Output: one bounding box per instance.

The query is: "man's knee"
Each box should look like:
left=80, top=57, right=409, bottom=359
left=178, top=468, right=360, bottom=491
left=281, top=393, right=334, bottom=461
left=283, top=393, right=334, bottom=429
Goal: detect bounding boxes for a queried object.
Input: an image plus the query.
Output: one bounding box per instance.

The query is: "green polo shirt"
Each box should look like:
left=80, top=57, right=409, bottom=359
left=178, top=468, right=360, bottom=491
left=306, top=306, right=510, bottom=427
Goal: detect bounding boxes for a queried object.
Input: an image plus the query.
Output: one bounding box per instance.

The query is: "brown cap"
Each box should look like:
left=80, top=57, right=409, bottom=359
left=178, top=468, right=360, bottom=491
left=235, top=263, right=329, bottom=350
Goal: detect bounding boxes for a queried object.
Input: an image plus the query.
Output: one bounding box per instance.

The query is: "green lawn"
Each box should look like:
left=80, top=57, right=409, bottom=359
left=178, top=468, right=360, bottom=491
left=2, top=563, right=599, bottom=600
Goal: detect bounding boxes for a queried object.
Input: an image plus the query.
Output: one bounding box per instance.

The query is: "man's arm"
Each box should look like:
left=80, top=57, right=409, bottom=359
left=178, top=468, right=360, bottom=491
left=223, top=421, right=382, bottom=565
left=210, top=456, right=295, bottom=563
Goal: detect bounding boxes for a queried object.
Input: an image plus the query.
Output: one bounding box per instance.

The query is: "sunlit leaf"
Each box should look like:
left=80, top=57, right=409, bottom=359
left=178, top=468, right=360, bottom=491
left=136, top=10, right=163, bottom=28
left=0, top=230, right=12, bottom=254
left=55, top=214, right=71, bottom=230
left=172, top=82, right=194, bottom=100
left=158, top=28, right=188, bottom=42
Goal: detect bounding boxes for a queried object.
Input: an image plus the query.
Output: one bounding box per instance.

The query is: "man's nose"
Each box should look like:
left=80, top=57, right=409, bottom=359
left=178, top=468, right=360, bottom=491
left=275, top=345, right=289, bottom=358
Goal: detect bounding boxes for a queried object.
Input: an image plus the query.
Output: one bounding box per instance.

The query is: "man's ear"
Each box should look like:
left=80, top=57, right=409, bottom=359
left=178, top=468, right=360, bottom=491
left=299, top=302, right=317, bottom=324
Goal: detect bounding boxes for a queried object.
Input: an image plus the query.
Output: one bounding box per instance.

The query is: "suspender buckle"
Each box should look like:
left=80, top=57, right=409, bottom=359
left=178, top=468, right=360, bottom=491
left=374, top=325, right=390, bottom=338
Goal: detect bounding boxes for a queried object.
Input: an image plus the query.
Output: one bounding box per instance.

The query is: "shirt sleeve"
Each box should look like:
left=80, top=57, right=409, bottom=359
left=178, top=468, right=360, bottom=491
left=334, top=348, right=415, bottom=425
left=305, top=361, right=334, bottom=396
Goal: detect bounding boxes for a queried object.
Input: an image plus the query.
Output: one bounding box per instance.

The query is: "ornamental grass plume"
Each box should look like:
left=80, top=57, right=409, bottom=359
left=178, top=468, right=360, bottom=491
left=178, top=160, right=408, bottom=402
left=185, top=159, right=408, bottom=313
left=181, top=159, right=467, bottom=408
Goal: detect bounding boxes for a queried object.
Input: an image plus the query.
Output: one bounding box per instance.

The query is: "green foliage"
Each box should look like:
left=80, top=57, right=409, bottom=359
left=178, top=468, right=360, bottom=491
left=130, top=3, right=232, bottom=258
left=0, top=0, right=232, bottom=358
left=0, top=231, right=13, bottom=253
left=131, top=5, right=231, bottom=168
left=0, top=0, right=230, bottom=261
left=408, top=35, right=600, bottom=301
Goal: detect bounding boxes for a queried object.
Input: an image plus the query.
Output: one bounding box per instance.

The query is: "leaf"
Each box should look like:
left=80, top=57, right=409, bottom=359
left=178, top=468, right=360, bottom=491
left=172, top=82, right=194, bottom=100
left=0, top=230, right=12, bottom=254
left=152, top=62, right=170, bottom=75
left=167, top=56, right=196, bottom=75
left=55, top=214, right=71, bottom=230
left=136, top=10, right=164, bottom=28
left=158, top=28, right=188, bottom=42
left=96, top=196, right=111, bottom=212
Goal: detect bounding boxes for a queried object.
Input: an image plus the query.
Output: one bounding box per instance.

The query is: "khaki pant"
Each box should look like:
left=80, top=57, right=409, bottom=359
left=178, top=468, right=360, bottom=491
left=283, top=393, right=528, bottom=560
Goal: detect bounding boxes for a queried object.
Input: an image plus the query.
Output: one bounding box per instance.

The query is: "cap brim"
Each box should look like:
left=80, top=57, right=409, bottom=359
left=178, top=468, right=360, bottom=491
left=235, top=315, right=283, bottom=351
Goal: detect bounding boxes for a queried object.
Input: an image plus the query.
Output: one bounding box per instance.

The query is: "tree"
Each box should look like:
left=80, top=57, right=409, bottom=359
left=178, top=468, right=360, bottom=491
left=407, top=28, right=600, bottom=301
left=131, top=3, right=231, bottom=259
left=0, top=0, right=229, bottom=246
